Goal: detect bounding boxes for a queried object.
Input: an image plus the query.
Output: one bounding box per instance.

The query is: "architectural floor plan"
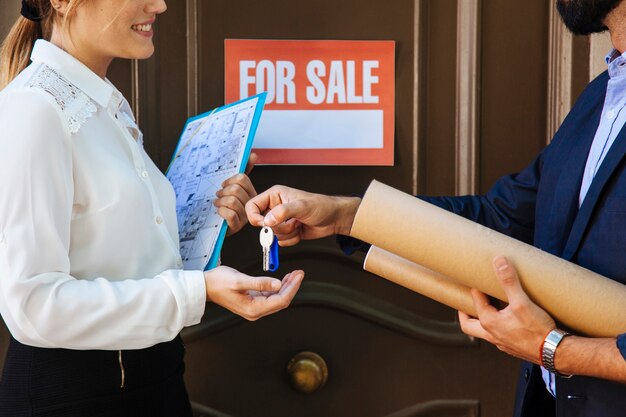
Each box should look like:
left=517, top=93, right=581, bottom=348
left=167, top=95, right=264, bottom=270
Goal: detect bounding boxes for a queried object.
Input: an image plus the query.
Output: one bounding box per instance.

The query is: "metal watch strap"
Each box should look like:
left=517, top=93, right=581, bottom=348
left=542, top=329, right=572, bottom=378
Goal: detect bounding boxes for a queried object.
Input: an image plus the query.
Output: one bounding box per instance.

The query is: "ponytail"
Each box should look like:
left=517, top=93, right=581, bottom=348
left=0, top=18, right=41, bottom=90
left=0, top=1, right=53, bottom=90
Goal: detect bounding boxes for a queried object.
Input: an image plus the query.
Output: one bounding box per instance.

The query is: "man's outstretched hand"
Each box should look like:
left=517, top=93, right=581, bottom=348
left=245, top=185, right=361, bottom=246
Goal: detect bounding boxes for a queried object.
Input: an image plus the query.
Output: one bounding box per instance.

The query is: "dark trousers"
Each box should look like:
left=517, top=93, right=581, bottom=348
left=0, top=336, right=193, bottom=417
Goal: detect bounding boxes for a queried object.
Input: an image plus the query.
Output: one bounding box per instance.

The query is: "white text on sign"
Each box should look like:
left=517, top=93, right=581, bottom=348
left=239, top=60, right=380, bottom=104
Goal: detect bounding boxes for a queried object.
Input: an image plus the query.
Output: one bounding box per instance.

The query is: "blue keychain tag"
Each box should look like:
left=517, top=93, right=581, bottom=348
left=268, top=236, right=279, bottom=272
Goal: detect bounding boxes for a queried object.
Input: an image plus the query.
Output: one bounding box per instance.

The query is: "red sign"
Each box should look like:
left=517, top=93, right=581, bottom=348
left=225, top=39, right=395, bottom=165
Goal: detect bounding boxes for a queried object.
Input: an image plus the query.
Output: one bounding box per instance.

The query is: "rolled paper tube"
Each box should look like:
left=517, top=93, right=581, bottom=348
left=364, top=246, right=477, bottom=317
left=350, top=180, right=626, bottom=337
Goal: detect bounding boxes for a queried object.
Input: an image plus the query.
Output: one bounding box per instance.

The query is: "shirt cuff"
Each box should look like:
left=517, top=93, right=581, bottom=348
left=336, top=234, right=370, bottom=255
left=617, top=333, right=626, bottom=361
left=182, top=270, right=206, bottom=326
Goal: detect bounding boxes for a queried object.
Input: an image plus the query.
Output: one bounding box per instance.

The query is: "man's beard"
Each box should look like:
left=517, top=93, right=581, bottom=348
left=557, top=0, right=622, bottom=35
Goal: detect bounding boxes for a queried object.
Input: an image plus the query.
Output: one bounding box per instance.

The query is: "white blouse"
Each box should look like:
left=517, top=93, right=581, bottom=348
left=0, top=40, right=206, bottom=350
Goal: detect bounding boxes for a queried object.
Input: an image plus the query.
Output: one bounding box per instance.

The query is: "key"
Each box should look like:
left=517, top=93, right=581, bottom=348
left=260, top=226, right=274, bottom=272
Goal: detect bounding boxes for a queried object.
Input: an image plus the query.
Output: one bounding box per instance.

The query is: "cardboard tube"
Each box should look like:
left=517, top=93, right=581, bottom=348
left=365, top=246, right=477, bottom=317
left=350, top=180, right=626, bottom=337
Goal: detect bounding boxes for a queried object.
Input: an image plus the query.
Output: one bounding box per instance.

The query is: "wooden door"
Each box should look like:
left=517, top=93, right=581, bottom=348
left=123, top=1, right=553, bottom=416
left=0, top=1, right=559, bottom=416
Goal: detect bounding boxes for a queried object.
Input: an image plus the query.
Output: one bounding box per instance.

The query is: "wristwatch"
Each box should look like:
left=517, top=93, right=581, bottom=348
left=541, top=329, right=572, bottom=378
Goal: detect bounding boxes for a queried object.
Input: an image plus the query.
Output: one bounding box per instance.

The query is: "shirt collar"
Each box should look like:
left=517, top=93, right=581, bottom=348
left=605, top=49, right=621, bottom=64
left=30, top=39, right=119, bottom=109
left=605, top=48, right=626, bottom=79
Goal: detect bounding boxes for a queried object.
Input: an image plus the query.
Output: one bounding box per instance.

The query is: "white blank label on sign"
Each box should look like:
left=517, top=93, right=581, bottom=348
left=254, top=110, right=383, bottom=149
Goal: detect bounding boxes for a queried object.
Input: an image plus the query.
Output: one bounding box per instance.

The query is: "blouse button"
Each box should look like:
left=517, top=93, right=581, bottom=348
left=141, top=170, right=149, bottom=179
left=155, top=215, right=164, bottom=225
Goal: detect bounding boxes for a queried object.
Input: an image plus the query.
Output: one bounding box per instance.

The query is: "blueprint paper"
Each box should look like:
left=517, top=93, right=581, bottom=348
left=167, top=93, right=266, bottom=271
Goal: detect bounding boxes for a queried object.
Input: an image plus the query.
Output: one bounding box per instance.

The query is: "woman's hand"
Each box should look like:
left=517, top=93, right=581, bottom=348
left=214, top=153, right=258, bottom=236
left=203, top=266, right=304, bottom=321
left=214, top=173, right=257, bottom=235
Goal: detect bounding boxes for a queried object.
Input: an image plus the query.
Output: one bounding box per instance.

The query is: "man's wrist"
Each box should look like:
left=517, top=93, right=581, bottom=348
left=335, top=197, right=361, bottom=236
left=333, top=196, right=361, bottom=236
left=553, top=335, right=626, bottom=383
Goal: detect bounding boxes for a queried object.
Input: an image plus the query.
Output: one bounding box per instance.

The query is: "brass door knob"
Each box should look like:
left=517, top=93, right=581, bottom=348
left=287, top=351, right=328, bottom=394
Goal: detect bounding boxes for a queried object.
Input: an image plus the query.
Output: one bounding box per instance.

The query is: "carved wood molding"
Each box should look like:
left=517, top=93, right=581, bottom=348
left=131, top=60, right=140, bottom=125
left=412, top=0, right=421, bottom=195
left=186, top=244, right=474, bottom=346
left=182, top=280, right=474, bottom=347
left=191, top=399, right=479, bottom=417
left=546, top=5, right=572, bottom=143
left=191, top=398, right=479, bottom=417
left=187, top=0, right=199, bottom=117
left=191, top=401, right=235, bottom=417
left=589, top=32, right=612, bottom=80
left=455, top=0, right=481, bottom=195
left=384, top=399, right=480, bottom=417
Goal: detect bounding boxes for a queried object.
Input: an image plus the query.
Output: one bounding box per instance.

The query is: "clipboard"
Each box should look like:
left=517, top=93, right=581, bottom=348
left=166, top=93, right=267, bottom=270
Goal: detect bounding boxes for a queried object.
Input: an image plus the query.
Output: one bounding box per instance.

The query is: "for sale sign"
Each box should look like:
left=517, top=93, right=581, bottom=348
left=225, top=39, right=395, bottom=165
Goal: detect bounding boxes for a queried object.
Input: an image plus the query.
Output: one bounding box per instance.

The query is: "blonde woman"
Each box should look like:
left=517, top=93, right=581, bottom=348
left=0, top=1, right=303, bottom=415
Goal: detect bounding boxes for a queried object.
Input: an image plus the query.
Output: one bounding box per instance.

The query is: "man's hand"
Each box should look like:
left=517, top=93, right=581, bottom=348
left=204, top=266, right=304, bottom=321
left=245, top=185, right=361, bottom=246
left=458, top=256, right=555, bottom=364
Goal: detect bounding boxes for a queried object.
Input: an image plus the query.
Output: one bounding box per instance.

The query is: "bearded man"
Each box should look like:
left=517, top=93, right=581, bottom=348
left=245, top=1, right=626, bottom=416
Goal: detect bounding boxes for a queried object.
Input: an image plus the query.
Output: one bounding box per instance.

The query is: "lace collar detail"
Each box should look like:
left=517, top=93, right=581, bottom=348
left=27, top=65, right=97, bottom=134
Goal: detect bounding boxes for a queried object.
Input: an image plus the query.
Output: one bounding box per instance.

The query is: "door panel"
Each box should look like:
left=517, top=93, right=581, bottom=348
left=421, top=0, right=457, bottom=195
left=183, top=240, right=518, bottom=416
left=0, top=0, right=559, bottom=416
left=130, top=1, right=548, bottom=416
left=197, top=0, right=420, bottom=196
left=479, top=1, right=549, bottom=191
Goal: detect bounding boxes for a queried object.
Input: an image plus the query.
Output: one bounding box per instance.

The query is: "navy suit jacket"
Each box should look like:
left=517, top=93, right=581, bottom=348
left=421, top=71, right=626, bottom=416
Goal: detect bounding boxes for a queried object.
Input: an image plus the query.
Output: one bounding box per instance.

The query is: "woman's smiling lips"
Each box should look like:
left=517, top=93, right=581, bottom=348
left=131, top=20, right=155, bottom=37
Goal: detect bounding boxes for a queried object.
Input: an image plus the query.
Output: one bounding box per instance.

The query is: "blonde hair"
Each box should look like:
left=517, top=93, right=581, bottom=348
left=0, top=0, right=86, bottom=90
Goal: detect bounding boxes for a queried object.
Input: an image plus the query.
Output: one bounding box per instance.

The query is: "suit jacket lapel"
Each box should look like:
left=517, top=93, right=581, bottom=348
left=544, top=113, right=599, bottom=255
left=539, top=74, right=608, bottom=257
left=562, top=127, right=626, bottom=260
